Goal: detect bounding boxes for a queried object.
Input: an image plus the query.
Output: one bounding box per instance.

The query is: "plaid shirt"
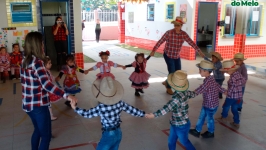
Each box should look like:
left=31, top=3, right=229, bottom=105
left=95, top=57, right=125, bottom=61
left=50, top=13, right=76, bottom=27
left=205, top=57, right=225, bottom=80
left=153, top=91, right=197, bottom=126
left=152, top=29, right=200, bottom=59
left=195, top=76, right=226, bottom=108
left=237, top=63, right=248, bottom=87
left=52, top=25, right=67, bottom=41
left=227, top=71, right=245, bottom=99
left=75, top=100, right=145, bottom=128
left=21, top=56, right=68, bottom=112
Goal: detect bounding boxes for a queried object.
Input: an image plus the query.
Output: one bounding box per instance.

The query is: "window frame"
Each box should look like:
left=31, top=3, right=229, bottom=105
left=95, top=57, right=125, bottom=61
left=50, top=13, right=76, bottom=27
left=165, top=2, right=176, bottom=22
left=246, top=5, right=263, bottom=37
left=223, top=4, right=237, bottom=37
left=147, top=4, right=155, bottom=21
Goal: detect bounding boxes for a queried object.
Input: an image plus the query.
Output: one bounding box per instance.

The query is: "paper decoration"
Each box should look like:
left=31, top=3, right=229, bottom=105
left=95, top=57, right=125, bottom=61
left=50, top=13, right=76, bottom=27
left=180, top=4, right=187, bottom=23
left=225, top=16, right=230, bottom=24
left=252, top=11, right=259, bottom=21
left=24, top=30, right=29, bottom=35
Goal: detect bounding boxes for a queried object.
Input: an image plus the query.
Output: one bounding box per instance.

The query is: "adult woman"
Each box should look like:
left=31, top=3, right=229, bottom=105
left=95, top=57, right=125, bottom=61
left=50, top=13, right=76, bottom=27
left=21, top=32, right=77, bottom=150
left=95, top=19, right=101, bottom=43
left=52, top=16, right=69, bottom=70
left=150, top=16, right=205, bottom=95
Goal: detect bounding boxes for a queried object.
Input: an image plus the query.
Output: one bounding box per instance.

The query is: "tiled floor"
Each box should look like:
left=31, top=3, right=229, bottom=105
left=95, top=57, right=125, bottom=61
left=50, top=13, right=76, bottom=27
left=0, top=41, right=266, bottom=150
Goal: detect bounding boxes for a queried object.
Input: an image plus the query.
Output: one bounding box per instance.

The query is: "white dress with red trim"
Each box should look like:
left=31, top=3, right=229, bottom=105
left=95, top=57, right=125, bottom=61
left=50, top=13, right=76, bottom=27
left=61, top=65, right=82, bottom=94
left=0, top=53, right=10, bottom=72
left=93, top=61, right=117, bottom=79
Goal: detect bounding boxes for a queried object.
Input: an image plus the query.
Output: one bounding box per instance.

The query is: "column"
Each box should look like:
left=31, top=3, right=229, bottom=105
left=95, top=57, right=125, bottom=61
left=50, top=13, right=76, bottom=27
left=234, top=6, right=247, bottom=54
left=73, top=0, right=84, bottom=69
left=117, top=2, right=125, bottom=43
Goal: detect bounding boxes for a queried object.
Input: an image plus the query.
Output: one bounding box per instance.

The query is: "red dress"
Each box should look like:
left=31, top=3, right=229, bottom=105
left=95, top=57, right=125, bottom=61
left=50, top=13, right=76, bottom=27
left=47, top=70, right=62, bottom=103
left=0, top=53, right=10, bottom=72
left=10, top=51, right=23, bottom=76
left=61, top=65, right=82, bottom=94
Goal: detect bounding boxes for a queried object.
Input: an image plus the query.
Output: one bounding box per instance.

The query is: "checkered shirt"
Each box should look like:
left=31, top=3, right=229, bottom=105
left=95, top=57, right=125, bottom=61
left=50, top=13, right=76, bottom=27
left=152, top=29, right=200, bottom=59
left=153, top=91, right=197, bottom=126
left=75, top=100, right=145, bottom=128
left=227, top=71, right=245, bottom=99
left=195, top=76, right=226, bottom=108
left=237, top=63, right=248, bottom=87
left=52, top=25, right=67, bottom=41
left=21, top=56, right=68, bottom=112
left=204, top=57, right=225, bottom=80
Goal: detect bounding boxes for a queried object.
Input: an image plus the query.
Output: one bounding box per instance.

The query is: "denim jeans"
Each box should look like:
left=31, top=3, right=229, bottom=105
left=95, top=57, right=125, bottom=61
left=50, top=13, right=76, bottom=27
left=195, top=106, right=218, bottom=133
left=97, top=128, right=122, bottom=150
left=26, top=106, right=51, bottom=150
left=163, top=53, right=181, bottom=88
left=215, top=79, right=224, bottom=97
left=221, top=98, right=240, bottom=124
left=238, top=87, right=245, bottom=109
left=168, top=120, right=196, bottom=150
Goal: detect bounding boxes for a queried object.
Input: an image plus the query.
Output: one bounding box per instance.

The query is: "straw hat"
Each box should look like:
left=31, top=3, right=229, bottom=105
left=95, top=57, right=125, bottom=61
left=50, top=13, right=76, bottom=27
left=233, top=53, right=247, bottom=60
left=91, top=77, right=124, bottom=105
left=196, top=60, right=215, bottom=71
left=167, top=70, right=189, bottom=91
left=220, top=60, right=240, bottom=72
left=171, top=16, right=184, bottom=25
left=210, top=52, right=223, bottom=61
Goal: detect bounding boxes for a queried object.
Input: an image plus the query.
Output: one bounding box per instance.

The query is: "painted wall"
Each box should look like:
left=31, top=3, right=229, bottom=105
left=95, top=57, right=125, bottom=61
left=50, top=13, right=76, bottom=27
left=82, top=22, right=118, bottom=40
left=0, top=0, right=8, bottom=28
left=73, top=0, right=82, bottom=53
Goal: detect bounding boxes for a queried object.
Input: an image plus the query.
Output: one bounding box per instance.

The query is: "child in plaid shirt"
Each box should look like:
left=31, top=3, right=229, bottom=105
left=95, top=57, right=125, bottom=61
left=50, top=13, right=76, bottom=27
left=233, top=53, right=248, bottom=113
left=146, top=70, right=197, bottom=150
left=219, top=60, right=246, bottom=128
left=204, top=52, right=225, bottom=99
left=189, top=60, right=227, bottom=138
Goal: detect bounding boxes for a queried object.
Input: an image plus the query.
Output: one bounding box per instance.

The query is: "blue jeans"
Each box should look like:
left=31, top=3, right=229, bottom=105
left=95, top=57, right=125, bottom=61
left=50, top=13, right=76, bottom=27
left=163, top=53, right=181, bottom=88
left=26, top=106, right=51, bottom=150
left=215, top=79, right=224, bottom=97
left=238, top=87, right=245, bottom=109
left=168, top=120, right=196, bottom=150
left=195, top=106, right=218, bottom=133
left=97, top=128, right=122, bottom=150
left=221, top=98, right=240, bottom=124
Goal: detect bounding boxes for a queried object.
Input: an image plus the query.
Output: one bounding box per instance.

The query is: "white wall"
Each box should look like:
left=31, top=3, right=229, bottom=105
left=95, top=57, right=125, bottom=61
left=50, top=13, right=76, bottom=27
left=73, top=0, right=82, bottom=53
left=0, top=0, right=8, bottom=28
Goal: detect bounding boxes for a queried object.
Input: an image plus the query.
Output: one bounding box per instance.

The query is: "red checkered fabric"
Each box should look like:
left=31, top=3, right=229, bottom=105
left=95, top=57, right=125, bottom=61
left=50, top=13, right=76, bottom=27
left=227, top=71, right=245, bottom=99
left=21, top=56, right=68, bottom=112
left=52, top=25, right=67, bottom=41
left=152, top=29, right=200, bottom=59
left=195, top=76, right=226, bottom=108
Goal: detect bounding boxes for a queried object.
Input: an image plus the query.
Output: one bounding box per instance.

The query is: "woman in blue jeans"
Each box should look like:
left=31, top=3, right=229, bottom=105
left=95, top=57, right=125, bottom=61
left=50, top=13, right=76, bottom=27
left=21, top=32, right=77, bottom=150
left=150, top=16, right=204, bottom=95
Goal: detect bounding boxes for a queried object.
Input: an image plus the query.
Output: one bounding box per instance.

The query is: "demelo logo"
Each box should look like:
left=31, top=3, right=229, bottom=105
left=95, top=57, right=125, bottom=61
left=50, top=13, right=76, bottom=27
left=231, top=0, right=259, bottom=6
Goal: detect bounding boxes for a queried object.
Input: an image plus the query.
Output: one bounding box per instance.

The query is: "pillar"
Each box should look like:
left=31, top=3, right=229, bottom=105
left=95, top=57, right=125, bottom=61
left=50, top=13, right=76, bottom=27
left=118, top=2, right=125, bottom=43
left=234, top=6, right=247, bottom=54
left=73, top=0, right=84, bottom=69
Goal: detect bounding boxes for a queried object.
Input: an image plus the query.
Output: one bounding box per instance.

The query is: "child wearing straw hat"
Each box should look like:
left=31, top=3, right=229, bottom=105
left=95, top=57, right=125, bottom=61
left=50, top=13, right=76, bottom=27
left=219, top=60, right=246, bottom=128
left=189, top=60, right=227, bottom=138
left=233, top=53, right=248, bottom=113
left=205, top=52, right=225, bottom=99
left=146, top=70, right=197, bottom=150
left=70, top=77, right=146, bottom=150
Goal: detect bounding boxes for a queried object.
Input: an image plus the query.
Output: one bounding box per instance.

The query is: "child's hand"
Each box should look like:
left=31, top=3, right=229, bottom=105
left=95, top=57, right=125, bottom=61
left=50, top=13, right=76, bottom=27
left=84, top=70, right=89, bottom=75
left=55, top=76, right=60, bottom=82
left=224, top=91, right=228, bottom=96
left=145, top=113, right=155, bottom=119
left=122, top=66, right=126, bottom=70
left=70, top=99, right=77, bottom=109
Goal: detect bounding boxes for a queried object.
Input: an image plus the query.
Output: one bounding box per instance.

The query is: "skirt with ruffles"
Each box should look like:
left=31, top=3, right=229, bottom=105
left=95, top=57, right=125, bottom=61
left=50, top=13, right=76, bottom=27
left=96, top=72, right=115, bottom=80
left=129, top=71, right=150, bottom=89
left=64, top=84, right=82, bottom=95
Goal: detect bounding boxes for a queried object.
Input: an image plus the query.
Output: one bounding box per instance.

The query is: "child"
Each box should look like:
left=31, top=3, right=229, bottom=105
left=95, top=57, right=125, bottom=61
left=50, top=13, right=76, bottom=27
left=56, top=54, right=89, bottom=107
left=44, top=56, right=61, bottom=120
left=10, top=43, right=23, bottom=79
left=146, top=70, right=197, bottom=150
left=70, top=77, right=146, bottom=150
left=125, top=53, right=151, bottom=96
left=189, top=60, right=227, bottom=138
left=0, top=47, right=10, bottom=83
left=219, top=60, right=246, bottom=128
left=86, top=50, right=125, bottom=80
left=204, top=52, right=225, bottom=99
left=233, top=53, right=248, bottom=113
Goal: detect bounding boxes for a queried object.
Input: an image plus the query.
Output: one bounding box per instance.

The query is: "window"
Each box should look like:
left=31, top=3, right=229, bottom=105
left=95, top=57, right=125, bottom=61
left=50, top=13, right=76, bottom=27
left=147, top=4, right=155, bottom=21
left=246, top=5, right=263, bottom=36
left=224, top=4, right=237, bottom=36
left=10, top=3, right=33, bottom=23
left=166, top=4, right=174, bottom=20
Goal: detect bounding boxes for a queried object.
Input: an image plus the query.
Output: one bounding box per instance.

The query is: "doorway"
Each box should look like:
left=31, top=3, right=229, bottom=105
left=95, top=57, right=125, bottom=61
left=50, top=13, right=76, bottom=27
left=40, top=0, right=70, bottom=66
left=196, top=2, right=218, bottom=57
